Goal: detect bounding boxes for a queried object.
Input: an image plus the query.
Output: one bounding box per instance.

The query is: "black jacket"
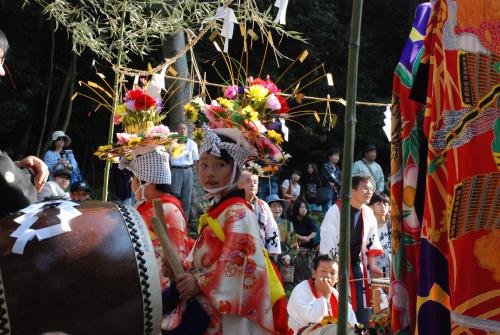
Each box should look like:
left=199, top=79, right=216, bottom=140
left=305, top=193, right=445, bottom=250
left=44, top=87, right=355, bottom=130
left=0, top=151, right=37, bottom=217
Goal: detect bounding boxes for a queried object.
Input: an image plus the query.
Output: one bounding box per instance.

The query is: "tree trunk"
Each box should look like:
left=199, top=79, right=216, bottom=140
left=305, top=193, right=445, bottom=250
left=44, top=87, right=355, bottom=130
left=18, top=15, right=45, bottom=157
left=36, top=21, right=55, bottom=157
left=42, top=50, right=75, bottom=153
left=162, top=30, right=192, bottom=132
left=61, top=52, right=77, bottom=132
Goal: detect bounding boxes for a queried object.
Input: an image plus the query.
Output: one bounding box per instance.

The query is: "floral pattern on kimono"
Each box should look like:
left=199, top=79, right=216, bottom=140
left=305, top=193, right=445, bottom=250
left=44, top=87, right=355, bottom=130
left=137, top=194, right=190, bottom=289
left=185, top=195, right=275, bottom=334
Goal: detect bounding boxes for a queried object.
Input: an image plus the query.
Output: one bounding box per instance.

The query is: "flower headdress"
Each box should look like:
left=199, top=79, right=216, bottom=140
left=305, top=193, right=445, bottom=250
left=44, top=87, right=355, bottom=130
left=185, top=75, right=288, bottom=174
left=94, top=81, right=184, bottom=163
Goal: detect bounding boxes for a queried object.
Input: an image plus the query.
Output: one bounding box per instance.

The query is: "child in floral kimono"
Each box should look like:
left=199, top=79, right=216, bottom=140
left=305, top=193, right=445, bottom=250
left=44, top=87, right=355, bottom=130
left=176, top=127, right=279, bottom=334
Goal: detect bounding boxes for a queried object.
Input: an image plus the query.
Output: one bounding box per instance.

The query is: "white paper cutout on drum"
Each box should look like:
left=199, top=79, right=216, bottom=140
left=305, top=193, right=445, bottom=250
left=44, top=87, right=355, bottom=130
left=10, top=200, right=81, bottom=255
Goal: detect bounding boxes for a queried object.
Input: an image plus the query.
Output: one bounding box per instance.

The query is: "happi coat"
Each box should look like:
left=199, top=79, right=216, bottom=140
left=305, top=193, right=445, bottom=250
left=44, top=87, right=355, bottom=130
left=320, top=203, right=384, bottom=310
left=287, top=279, right=357, bottom=334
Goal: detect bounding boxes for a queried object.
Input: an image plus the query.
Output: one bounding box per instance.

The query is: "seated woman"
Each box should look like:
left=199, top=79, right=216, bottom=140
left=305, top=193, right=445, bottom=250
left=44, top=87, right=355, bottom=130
left=43, top=130, right=81, bottom=183
left=291, top=199, right=320, bottom=250
left=287, top=254, right=357, bottom=334
left=290, top=199, right=320, bottom=285
left=176, top=126, right=278, bottom=334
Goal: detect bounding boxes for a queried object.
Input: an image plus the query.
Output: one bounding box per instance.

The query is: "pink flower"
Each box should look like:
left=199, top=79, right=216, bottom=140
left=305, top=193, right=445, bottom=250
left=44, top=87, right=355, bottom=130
left=265, top=94, right=281, bottom=110
left=116, top=132, right=138, bottom=144
left=224, top=85, right=239, bottom=99
left=146, top=124, right=171, bottom=138
left=113, top=114, right=122, bottom=125
left=251, top=76, right=280, bottom=93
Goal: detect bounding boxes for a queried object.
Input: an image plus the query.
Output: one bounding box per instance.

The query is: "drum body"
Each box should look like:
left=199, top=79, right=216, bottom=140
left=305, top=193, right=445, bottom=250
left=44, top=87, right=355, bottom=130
left=0, top=201, right=161, bottom=335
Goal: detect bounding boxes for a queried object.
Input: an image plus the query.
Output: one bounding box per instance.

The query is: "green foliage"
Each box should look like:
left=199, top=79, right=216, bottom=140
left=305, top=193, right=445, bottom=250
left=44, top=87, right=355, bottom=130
left=25, top=0, right=305, bottom=65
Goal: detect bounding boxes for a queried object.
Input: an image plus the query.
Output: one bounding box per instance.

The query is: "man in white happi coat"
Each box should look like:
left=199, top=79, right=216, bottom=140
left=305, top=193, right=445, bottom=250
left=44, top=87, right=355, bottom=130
left=320, top=175, right=384, bottom=326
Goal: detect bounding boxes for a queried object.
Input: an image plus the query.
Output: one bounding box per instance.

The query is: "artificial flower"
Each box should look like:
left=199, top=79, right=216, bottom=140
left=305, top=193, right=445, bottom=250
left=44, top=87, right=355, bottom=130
left=127, top=137, right=142, bottom=147
left=241, top=106, right=259, bottom=121
left=246, top=85, right=270, bottom=103
left=267, top=130, right=284, bottom=145
left=113, top=114, right=122, bottom=125
left=216, top=97, right=235, bottom=110
left=97, top=145, right=113, bottom=152
left=250, top=76, right=280, bottom=93
left=276, top=95, right=290, bottom=114
left=116, top=132, right=138, bottom=144
left=171, top=143, right=185, bottom=158
left=146, top=124, right=171, bottom=138
left=134, top=93, right=156, bottom=111
left=116, top=104, right=127, bottom=116
left=224, top=85, right=239, bottom=99
left=264, top=94, right=281, bottom=110
left=185, top=107, right=198, bottom=123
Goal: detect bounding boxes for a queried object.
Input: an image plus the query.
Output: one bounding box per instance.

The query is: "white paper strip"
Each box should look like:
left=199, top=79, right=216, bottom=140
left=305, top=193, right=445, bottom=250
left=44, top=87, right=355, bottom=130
left=274, top=0, right=289, bottom=25
left=214, top=7, right=238, bottom=53
left=12, top=229, right=36, bottom=255
left=11, top=201, right=81, bottom=255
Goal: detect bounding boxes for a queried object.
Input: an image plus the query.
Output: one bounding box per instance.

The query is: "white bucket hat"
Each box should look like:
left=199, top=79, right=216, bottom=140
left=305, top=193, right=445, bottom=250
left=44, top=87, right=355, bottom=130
left=51, top=130, right=71, bottom=147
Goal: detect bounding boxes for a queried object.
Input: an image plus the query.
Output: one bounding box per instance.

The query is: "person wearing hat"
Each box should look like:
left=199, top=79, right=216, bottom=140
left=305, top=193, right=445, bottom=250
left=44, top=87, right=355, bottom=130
left=37, top=168, right=71, bottom=202
left=43, top=130, right=81, bottom=183
left=175, top=126, right=276, bottom=334
left=70, top=181, right=91, bottom=201
left=0, top=29, right=49, bottom=217
left=266, top=193, right=297, bottom=257
left=119, top=146, right=191, bottom=290
left=352, top=143, right=385, bottom=192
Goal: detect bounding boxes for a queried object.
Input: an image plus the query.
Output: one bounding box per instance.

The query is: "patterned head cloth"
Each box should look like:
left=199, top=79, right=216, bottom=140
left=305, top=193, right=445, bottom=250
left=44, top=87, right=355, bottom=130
left=119, top=146, right=171, bottom=184
left=199, top=124, right=252, bottom=168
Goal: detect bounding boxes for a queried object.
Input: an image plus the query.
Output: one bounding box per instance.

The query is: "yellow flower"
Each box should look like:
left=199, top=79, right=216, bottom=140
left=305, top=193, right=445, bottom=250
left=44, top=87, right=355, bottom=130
left=246, top=85, right=269, bottom=103
left=127, top=137, right=142, bottom=147
left=97, top=144, right=113, bottom=152
left=171, top=143, right=185, bottom=158
left=241, top=106, right=259, bottom=121
left=267, top=130, right=284, bottom=145
left=193, top=128, right=205, bottom=144
left=116, top=104, right=127, bottom=116
left=183, top=103, right=192, bottom=111
left=185, top=107, right=198, bottom=122
left=217, top=97, right=235, bottom=110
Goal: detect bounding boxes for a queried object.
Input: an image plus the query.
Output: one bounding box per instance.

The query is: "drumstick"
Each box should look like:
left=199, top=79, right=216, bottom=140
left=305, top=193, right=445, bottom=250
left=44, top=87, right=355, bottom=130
left=151, top=216, right=185, bottom=279
left=152, top=199, right=166, bottom=227
left=153, top=199, right=184, bottom=278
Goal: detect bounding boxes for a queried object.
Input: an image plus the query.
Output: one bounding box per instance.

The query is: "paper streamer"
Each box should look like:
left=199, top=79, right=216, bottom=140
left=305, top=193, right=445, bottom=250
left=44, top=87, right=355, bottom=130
left=10, top=201, right=81, bottom=255
left=274, top=0, right=289, bottom=25
left=214, top=7, right=238, bottom=53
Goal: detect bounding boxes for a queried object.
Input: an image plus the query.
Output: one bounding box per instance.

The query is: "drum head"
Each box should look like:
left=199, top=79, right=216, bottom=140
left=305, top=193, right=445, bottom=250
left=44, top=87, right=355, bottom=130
left=0, top=201, right=161, bottom=335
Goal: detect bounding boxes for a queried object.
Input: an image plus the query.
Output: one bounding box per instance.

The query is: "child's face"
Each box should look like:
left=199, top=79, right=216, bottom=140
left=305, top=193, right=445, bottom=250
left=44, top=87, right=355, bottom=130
left=0, top=50, right=5, bottom=77
left=291, top=173, right=300, bottom=182
left=270, top=202, right=283, bottom=219
left=55, top=175, right=70, bottom=190
left=329, top=153, right=340, bottom=164
left=71, top=192, right=90, bottom=201
left=198, top=152, right=234, bottom=190
left=371, top=200, right=389, bottom=217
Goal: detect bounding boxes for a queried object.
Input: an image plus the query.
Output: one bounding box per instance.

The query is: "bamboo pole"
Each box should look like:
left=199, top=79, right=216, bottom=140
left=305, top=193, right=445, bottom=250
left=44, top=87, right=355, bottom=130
left=337, top=0, right=364, bottom=334
left=102, top=4, right=127, bottom=201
